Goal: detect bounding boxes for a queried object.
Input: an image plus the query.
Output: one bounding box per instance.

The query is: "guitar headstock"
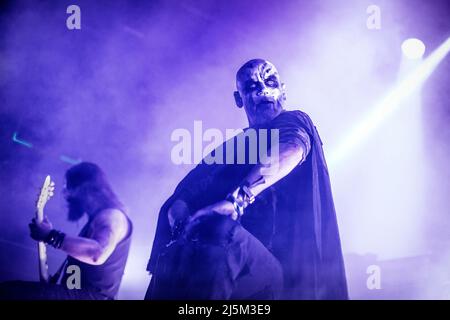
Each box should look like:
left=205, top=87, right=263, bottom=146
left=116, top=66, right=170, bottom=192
left=36, top=175, right=55, bottom=216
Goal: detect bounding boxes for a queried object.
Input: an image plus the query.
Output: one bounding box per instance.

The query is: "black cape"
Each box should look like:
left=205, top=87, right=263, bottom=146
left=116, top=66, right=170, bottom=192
left=147, top=110, right=348, bottom=299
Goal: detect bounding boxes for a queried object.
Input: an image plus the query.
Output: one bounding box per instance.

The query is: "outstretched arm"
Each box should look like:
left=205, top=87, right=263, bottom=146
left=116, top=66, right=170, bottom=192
left=189, top=112, right=312, bottom=221
left=243, top=127, right=310, bottom=197
left=30, top=209, right=129, bottom=265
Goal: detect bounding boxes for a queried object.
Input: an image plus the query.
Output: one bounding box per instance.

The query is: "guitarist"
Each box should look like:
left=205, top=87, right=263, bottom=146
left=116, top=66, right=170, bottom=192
left=0, top=162, right=132, bottom=300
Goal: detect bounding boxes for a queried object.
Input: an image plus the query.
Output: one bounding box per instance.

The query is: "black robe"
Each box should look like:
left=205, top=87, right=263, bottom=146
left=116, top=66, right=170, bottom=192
left=147, top=110, right=348, bottom=299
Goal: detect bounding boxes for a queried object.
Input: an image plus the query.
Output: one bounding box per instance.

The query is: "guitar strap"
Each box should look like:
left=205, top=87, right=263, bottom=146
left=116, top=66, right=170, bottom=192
left=49, top=258, right=68, bottom=285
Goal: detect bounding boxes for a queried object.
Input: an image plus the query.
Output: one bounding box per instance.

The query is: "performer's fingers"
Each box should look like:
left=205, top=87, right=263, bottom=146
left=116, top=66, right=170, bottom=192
left=189, top=211, right=202, bottom=223
left=189, top=210, right=208, bottom=224
left=186, top=213, right=202, bottom=227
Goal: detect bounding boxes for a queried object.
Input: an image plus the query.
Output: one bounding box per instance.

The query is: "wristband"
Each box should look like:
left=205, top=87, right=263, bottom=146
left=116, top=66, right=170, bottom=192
left=226, top=193, right=244, bottom=219
left=45, top=229, right=66, bottom=249
left=241, top=184, right=255, bottom=205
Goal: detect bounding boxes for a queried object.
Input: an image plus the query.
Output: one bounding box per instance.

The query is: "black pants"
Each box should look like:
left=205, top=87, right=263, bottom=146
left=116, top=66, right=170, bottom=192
left=0, top=281, right=107, bottom=300
left=146, top=215, right=283, bottom=300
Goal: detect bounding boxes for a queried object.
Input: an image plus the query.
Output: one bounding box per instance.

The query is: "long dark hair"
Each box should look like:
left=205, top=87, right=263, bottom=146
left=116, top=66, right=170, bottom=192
left=65, top=162, right=124, bottom=216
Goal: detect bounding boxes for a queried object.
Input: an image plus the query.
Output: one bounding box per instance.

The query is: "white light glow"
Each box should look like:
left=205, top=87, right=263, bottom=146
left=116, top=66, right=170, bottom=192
left=329, top=37, right=450, bottom=167
left=402, top=38, right=426, bottom=60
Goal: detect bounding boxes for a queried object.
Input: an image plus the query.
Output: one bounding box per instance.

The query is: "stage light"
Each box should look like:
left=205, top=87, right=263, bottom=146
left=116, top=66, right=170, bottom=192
left=330, top=37, right=450, bottom=167
left=402, top=38, right=426, bottom=59
left=331, top=37, right=449, bottom=264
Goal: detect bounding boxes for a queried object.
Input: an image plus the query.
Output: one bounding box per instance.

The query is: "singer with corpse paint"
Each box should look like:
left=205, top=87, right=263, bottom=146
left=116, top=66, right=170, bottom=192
left=146, top=59, right=348, bottom=299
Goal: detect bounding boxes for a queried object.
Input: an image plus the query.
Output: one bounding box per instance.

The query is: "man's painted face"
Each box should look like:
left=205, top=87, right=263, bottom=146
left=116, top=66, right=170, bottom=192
left=236, top=60, right=285, bottom=126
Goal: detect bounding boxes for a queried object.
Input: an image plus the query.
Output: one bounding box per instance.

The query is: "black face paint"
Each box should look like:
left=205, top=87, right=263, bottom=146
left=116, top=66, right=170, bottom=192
left=236, top=60, right=285, bottom=126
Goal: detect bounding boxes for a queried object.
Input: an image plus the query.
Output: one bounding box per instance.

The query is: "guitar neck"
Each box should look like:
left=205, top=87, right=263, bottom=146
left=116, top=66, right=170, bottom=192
left=36, top=208, right=49, bottom=283
left=38, top=242, right=49, bottom=283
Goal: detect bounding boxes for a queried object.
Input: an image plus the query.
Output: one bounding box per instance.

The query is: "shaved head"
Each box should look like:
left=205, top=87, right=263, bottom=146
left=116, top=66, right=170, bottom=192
left=234, top=59, right=285, bottom=126
left=236, top=59, right=269, bottom=83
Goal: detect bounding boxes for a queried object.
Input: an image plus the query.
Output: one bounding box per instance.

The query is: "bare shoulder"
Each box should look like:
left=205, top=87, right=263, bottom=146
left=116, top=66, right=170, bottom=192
left=93, top=209, right=129, bottom=236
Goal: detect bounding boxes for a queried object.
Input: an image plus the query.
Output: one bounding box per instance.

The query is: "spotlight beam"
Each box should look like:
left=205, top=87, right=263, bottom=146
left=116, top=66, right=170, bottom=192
left=329, top=37, right=450, bottom=167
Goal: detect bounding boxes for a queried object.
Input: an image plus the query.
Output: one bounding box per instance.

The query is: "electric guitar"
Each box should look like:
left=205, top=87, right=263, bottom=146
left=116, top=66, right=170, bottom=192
left=35, top=175, right=55, bottom=283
